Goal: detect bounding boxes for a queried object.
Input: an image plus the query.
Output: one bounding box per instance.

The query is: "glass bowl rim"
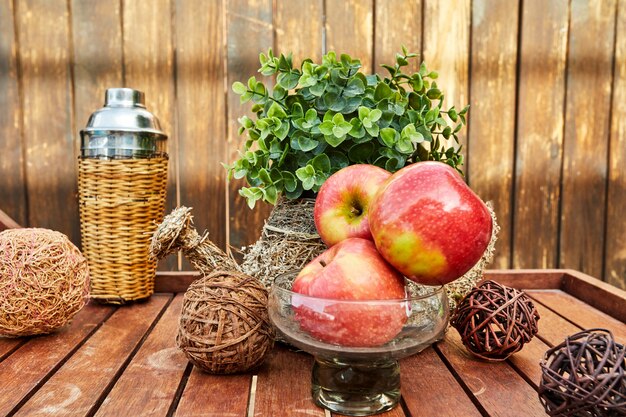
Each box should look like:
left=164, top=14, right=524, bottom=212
left=271, top=270, right=446, bottom=304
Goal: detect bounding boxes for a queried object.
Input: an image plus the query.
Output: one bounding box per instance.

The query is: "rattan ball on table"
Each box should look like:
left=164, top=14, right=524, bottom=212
left=0, top=228, right=90, bottom=337
left=450, top=280, right=539, bottom=360
left=539, top=328, right=625, bottom=416
left=176, top=270, right=274, bottom=374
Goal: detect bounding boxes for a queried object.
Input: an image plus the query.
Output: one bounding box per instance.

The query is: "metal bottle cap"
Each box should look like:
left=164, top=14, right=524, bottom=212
left=80, top=88, right=167, bottom=158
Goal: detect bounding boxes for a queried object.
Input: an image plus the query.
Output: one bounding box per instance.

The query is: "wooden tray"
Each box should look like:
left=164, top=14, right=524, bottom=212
left=0, top=269, right=624, bottom=416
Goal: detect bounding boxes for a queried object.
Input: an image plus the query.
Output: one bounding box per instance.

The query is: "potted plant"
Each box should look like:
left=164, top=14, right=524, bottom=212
left=227, top=47, right=491, bottom=302
left=227, top=47, right=468, bottom=209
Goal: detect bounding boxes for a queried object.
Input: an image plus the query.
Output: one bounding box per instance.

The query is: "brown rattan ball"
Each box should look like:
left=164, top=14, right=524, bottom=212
left=176, top=270, right=274, bottom=374
left=450, top=280, right=539, bottom=361
left=0, top=228, right=90, bottom=337
left=539, top=328, right=626, bottom=416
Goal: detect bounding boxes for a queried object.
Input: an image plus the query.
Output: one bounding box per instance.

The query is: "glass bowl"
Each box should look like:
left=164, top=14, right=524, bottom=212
left=268, top=271, right=449, bottom=416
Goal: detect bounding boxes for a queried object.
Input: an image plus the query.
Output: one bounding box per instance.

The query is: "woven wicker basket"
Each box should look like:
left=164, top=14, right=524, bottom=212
left=78, top=156, right=168, bottom=303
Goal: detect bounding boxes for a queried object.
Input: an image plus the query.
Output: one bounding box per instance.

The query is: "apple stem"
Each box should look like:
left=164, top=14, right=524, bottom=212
left=319, top=260, right=327, bottom=267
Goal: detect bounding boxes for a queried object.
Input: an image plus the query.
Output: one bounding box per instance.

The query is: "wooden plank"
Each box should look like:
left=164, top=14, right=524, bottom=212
left=123, top=0, right=178, bottom=271
left=512, top=0, right=569, bottom=269
left=15, top=0, right=79, bottom=243
left=175, top=0, right=227, bottom=255
left=467, top=0, right=519, bottom=268
left=0, top=339, right=25, bottom=362
left=559, top=0, right=616, bottom=277
left=0, top=208, right=21, bottom=230
left=525, top=292, right=583, bottom=346
left=275, top=0, right=323, bottom=64
left=71, top=0, right=123, bottom=137
left=174, top=368, right=251, bottom=417
left=422, top=0, right=470, bottom=157
left=562, top=269, right=626, bottom=322
left=325, top=0, right=374, bottom=73
left=226, top=0, right=274, bottom=255
left=483, top=269, right=564, bottom=290
left=606, top=0, right=626, bottom=291
left=529, top=290, right=626, bottom=341
left=507, top=337, right=552, bottom=389
left=373, top=0, right=422, bottom=74
left=436, top=331, right=547, bottom=416
left=94, top=295, right=187, bottom=416
left=254, top=344, right=324, bottom=416
left=155, top=271, right=201, bottom=293
left=0, top=0, right=26, bottom=227
left=14, top=295, right=170, bottom=416
left=0, top=303, right=114, bottom=416
left=400, top=347, right=482, bottom=417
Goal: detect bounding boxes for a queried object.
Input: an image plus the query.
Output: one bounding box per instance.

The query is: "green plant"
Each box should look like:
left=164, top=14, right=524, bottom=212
left=227, top=47, right=468, bottom=208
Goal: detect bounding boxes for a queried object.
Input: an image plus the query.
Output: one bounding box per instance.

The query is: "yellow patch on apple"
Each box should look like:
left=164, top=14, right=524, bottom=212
left=387, top=232, right=446, bottom=278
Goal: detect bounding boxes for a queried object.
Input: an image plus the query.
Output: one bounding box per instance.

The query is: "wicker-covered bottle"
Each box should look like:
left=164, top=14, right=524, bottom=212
left=78, top=88, right=168, bottom=303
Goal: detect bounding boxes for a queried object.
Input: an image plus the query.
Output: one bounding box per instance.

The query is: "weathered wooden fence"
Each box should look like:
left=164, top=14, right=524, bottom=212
left=1, top=0, right=625, bottom=289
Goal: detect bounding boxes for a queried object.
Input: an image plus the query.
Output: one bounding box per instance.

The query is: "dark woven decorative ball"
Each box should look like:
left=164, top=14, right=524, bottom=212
left=450, top=280, right=539, bottom=361
left=539, top=328, right=626, bottom=416
left=176, top=270, right=274, bottom=374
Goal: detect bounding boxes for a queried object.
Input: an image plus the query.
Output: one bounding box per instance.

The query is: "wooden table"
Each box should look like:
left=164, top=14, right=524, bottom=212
left=1, top=269, right=624, bottom=417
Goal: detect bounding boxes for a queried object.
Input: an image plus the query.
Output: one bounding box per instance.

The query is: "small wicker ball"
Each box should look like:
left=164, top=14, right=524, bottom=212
left=176, top=270, right=274, bottom=374
left=450, top=280, right=539, bottom=360
left=539, top=328, right=626, bottom=416
left=0, top=228, right=90, bottom=337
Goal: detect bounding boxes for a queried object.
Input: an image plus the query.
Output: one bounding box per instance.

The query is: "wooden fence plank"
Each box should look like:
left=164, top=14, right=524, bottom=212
left=95, top=295, right=187, bottom=417
left=174, top=369, right=251, bottom=416
left=436, top=331, right=547, bottom=416
left=226, top=0, right=274, bottom=254
left=275, top=0, right=323, bottom=64
left=529, top=290, right=626, bottom=341
left=422, top=0, right=470, bottom=158
left=468, top=0, right=519, bottom=269
left=123, top=0, right=178, bottom=271
left=0, top=304, right=114, bottom=416
left=175, top=0, right=228, bottom=254
left=0, top=0, right=26, bottom=227
left=15, top=0, right=78, bottom=243
left=512, top=0, right=570, bottom=270
left=71, top=0, right=123, bottom=137
left=13, top=295, right=170, bottom=417
left=606, top=0, right=626, bottom=290
left=400, top=347, right=482, bottom=417
left=559, top=0, right=616, bottom=277
left=373, top=0, right=422, bottom=74
left=325, top=0, right=374, bottom=73
left=254, top=345, right=324, bottom=416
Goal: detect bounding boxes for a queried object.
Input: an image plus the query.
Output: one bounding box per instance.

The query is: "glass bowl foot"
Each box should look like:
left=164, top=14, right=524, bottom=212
left=311, top=357, right=400, bottom=416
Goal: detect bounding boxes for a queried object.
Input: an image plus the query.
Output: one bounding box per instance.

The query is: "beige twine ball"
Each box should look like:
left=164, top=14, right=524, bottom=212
left=176, top=270, right=274, bottom=374
left=0, top=228, right=90, bottom=337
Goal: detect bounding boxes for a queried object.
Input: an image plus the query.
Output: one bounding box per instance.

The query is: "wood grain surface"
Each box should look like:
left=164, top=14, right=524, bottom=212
left=513, top=0, right=570, bottom=270
left=0, top=0, right=26, bottom=227
left=325, top=0, right=374, bottom=74
left=225, top=0, right=274, bottom=254
left=0, top=2, right=625, bottom=289
left=559, top=0, right=617, bottom=277
left=467, top=0, right=519, bottom=268
left=15, top=0, right=78, bottom=242
left=175, top=0, right=228, bottom=255
left=13, top=296, right=170, bottom=416
left=606, top=0, right=626, bottom=290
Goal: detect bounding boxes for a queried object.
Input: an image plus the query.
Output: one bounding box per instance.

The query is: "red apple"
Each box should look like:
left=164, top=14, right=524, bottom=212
left=292, top=238, right=407, bottom=347
left=314, top=164, right=391, bottom=246
left=369, top=161, right=492, bottom=286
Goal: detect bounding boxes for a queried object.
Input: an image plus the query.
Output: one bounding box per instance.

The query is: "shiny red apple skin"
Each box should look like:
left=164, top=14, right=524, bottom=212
left=291, top=238, right=407, bottom=347
left=314, top=164, right=391, bottom=246
left=369, top=161, right=492, bottom=286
